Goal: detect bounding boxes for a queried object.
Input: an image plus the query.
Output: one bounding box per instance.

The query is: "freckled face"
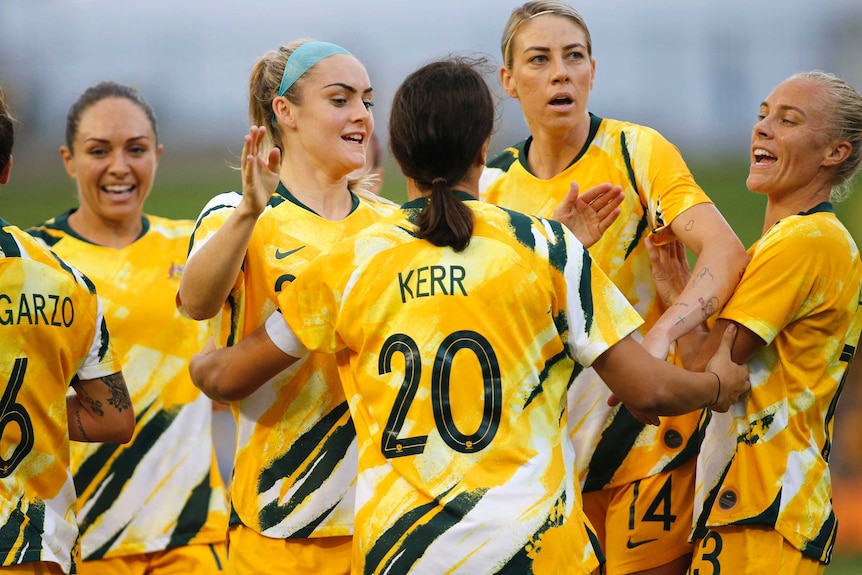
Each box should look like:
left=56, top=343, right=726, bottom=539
left=501, top=15, right=595, bottom=137
left=61, top=97, right=161, bottom=224
left=287, top=54, right=374, bottom=180
left=747, top=77, right=836, bottom=198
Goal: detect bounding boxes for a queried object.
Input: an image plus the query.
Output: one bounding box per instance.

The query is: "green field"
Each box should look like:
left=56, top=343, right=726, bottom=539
left=829, top=554, right=862, bottom=573
left=2, top=145, right=860, bottom=248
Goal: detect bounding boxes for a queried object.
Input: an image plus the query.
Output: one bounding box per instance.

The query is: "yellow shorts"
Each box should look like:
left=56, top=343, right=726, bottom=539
left=582, top=457, right=696, bottom=575
left=0, top=563, right=64, bottom=575
left=226, top=524, right=351, bottom=575
left=76, top=543, right=226, bottom=575
left=688, top=526, right=825, bottom=575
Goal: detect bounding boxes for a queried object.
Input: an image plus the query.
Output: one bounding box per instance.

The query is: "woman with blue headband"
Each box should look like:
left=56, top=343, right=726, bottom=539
left=177, top=40, right=398, bottom=574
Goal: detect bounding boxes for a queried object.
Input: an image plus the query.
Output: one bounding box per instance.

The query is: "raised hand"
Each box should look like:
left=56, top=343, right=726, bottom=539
left=552, top=181, right=624, bottom=248
left=240, top=125, right=282, bottom=218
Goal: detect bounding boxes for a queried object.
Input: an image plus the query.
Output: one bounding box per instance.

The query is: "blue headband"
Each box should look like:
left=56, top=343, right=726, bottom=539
left=278, top=41, right=353, bottom=97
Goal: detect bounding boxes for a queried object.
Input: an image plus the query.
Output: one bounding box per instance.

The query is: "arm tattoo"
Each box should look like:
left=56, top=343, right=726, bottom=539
left=75, top=410, right=91, bottom=442
left=104, top=373, right=132, bottom=413
left=85, top=396, right=104, bottom=417
left=699, top=296, right=719, bottom=319
left=670, top=302, right=689, bottom=326
left=692, top=267, right=714, bottom=288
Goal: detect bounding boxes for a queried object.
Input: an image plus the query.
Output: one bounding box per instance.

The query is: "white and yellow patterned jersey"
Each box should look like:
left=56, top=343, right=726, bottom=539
left=28, top=212, right=228, bottom=560
left=0, top=218, right=121, bottom=573
left=185, top=183, right=396, bottom=539
left=481, top=114, right=712, bottom=491
left=266, top=194, right=644, bottom=574
left=693, top=203, right=862, bottom=562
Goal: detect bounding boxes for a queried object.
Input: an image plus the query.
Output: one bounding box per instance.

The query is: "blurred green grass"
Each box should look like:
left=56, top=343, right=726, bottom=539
left=3, top=148, right=859, bottom=249
left=829, top=555, right=862, bottom=574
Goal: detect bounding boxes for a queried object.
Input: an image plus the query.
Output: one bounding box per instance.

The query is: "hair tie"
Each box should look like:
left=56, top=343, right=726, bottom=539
left=431, top=177, right=448, bottom=186
left=278, top=41, right=352, bottom=97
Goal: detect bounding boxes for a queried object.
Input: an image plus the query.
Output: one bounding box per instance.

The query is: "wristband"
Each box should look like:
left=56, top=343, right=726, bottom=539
left=708, top=371, right=721, bottom=407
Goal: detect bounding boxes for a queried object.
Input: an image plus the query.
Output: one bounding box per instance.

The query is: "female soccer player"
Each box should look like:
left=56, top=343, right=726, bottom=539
left=649, top=71, right=862, bottom=575
left=188, top=56, right=750, bottom=575
left=176, top=40, right=398, bottom=575
left=480, top=3, right=751, bottom=573
left=0, top=85, right=133, bottom=575
left=27, top=82, right=229, bottom=574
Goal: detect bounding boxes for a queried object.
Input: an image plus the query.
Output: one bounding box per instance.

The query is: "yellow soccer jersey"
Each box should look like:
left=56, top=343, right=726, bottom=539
left=28, top=212, right=228, bottom=560
left=0, top=218, right=121, bottom=573
left=481, top=114, right=713, bottom=491
left=185, top=183, right=397, bottom=539
left=693, top=203, right=862, bottom=563
left=267, top=194, right=645, bottom=574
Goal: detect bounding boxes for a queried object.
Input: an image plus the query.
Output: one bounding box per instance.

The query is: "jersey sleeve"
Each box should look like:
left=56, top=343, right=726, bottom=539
left=719, top=220, right=832, bottom=346
left=275, top=249, right=346, bottom=355
left=625, top=126, right=712, bottom=242
left=551, top=222, right=644, bottom=366
left=76, top=298, right=123, bottom=381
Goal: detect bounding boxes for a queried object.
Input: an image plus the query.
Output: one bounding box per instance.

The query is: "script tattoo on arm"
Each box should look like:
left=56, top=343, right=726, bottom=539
left=75, top=410, right=91, bottom=442
left=104, top=373, right=132, bottom=413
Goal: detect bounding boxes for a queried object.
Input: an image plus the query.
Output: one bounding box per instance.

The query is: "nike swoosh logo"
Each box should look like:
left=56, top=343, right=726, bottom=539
left=626, top=537, right=658, bottom=549
left=275, top=246, right=306, bottom=259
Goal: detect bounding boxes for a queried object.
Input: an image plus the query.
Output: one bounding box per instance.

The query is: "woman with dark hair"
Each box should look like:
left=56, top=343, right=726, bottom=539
left=188, top=57, right=749, bottom=575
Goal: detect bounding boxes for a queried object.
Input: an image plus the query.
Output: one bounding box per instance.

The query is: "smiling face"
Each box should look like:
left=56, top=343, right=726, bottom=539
left=279, top=53, right=374, bottom=181
left=500, top=14, right=595, bottom=138
left=61, top=97, right=161, bottom=225
left=747, top=77, right=845, bottom=200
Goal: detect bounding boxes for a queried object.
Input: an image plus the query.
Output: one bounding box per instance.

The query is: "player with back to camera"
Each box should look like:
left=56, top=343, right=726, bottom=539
left=176, top=40, right=400, bottom=575
left=186, top=56, right=750, bottom=575
left=0, top=85, right=134, bottom=575
left=27, top=81, right=229, bottom=575
left=480, top=2, right=751, bottom=573
left=648, top=70, right=862, bottom=575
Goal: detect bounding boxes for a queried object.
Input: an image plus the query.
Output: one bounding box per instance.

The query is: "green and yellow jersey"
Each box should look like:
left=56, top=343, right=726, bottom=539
left=185, top=184, right=396, bottom=539
left=0, top=218, right=121, bottom=572
left=693, top=203, right=862, bottom=563
left=28, top=212, right=228, bottom=560
left=481, top=114, right=712, bottom=491
left=266, top=194, right=644, bottom=574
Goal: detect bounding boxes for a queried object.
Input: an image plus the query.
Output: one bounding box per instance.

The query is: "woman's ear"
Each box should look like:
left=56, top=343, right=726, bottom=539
left=824, top=140, right=852, bottom=167
left=272, top=96, right=297, bottom=130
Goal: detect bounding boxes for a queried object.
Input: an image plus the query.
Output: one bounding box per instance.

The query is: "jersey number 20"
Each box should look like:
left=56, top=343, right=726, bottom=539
left=379, top=331, right=501, bottom=458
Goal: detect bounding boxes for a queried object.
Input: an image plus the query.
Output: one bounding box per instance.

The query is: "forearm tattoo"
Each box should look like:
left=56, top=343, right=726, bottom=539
left=699, top=296, right=719, bottom=319
left=671, top=302, right=689, bottom=326
left=104, top=373, right=132, bottom=413
left=692, top=267, right=714, bottom=288
left=75, top=410, right=91, bottom=442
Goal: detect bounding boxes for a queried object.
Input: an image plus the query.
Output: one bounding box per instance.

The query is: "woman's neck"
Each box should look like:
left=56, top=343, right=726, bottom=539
left=762, top=182, right=832, bottom=235
left=67, top=208, right=143, bottom=249
left=525, top=114, right=591, bottom=179
left=279, top=161, right=354, bottom=220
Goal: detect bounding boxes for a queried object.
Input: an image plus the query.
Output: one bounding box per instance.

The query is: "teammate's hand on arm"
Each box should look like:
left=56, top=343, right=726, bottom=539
left=596, top=324, right=747, bottom=423
left=189, top=324, right=298, bottom=403
left=703, top=323, right=750, bottom=411
left=68, top=372, right=135, bottom=443
left=552, top=181, right=623, bottom=248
